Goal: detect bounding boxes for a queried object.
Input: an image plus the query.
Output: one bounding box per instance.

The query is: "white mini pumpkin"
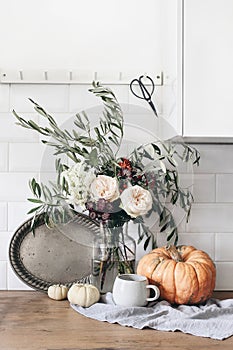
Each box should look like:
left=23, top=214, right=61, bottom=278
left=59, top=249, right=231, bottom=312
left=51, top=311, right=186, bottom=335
left=47, top=284, right=68, bottom=300
left=67, top=283, right=100, bottom=307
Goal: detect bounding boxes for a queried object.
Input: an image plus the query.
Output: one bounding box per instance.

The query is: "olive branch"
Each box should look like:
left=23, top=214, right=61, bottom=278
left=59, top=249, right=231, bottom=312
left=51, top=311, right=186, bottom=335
left=13, top=81, right=200, bottom=245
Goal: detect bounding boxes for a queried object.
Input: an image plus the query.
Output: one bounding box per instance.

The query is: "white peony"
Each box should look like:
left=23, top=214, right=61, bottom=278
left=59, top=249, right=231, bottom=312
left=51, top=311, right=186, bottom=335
left=90, top=175, right=120, bottom=202
left=62, top=162, right=95, bottom=209
left=120, top=185, right=153, bottom=218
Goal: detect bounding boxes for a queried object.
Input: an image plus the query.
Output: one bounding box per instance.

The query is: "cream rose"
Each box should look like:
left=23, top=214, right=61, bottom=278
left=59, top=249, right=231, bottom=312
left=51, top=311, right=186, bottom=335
left=120, top=185, right=153, bottom=218
left=90, top=175, right=120, bottom=202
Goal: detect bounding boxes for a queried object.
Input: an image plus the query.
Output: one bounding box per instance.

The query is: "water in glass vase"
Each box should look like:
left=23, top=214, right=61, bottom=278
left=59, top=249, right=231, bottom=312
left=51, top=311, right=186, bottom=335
left=91, top=222, right=135, bottom=294
left=91, top=257, right=118, bottom=294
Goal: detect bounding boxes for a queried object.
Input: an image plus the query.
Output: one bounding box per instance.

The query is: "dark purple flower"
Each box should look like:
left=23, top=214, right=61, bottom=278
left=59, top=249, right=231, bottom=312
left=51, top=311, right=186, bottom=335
left=97, top=198, right=106, bottom=212
left=101, top=212, right=110, bottom=221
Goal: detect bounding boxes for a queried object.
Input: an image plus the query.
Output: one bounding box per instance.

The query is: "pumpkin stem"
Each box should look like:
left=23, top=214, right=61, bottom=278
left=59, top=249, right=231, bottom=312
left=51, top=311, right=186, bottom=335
left=166, top=245, right=183, bottom=262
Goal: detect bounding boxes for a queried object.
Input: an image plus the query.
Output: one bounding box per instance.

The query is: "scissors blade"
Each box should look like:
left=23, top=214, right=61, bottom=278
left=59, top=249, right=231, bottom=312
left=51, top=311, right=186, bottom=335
left=148, top=100, right=158, bottom=117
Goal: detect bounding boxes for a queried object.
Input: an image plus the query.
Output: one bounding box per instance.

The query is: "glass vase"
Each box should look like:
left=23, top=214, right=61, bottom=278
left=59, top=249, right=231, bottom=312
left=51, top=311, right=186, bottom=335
left=91, top=221, right=136, bottom=294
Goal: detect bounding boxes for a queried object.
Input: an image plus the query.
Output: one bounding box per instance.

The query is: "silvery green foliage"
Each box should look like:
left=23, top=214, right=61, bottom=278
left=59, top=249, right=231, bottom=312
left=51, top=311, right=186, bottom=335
left=14, top=82, right=200, bottom=246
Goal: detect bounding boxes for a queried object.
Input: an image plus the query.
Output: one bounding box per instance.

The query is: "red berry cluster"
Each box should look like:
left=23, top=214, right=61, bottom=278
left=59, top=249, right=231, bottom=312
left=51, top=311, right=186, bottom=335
left=117, top=158, right=148, bottom=189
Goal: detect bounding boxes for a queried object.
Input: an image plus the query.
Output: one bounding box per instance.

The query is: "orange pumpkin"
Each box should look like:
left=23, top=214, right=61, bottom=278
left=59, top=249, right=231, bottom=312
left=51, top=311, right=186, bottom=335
left=137, top=245, right=216, bottom=305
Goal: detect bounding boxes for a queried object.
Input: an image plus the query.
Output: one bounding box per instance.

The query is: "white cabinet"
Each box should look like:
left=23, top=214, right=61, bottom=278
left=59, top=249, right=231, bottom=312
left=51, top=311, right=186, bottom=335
left=0, top=0, right=161, bottom=75
left=183, top=0, right=233, bottom=138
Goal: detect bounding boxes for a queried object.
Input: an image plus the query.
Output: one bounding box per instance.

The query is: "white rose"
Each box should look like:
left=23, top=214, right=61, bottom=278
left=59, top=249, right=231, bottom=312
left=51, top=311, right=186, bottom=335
left=90, top=175, right=120, bottom=202
left=120, top=185, right=153, bottom=218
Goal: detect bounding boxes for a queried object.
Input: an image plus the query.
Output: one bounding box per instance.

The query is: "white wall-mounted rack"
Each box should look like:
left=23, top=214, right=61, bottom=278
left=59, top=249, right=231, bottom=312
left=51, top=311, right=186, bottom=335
left=0, top=70, right=163, bottom=86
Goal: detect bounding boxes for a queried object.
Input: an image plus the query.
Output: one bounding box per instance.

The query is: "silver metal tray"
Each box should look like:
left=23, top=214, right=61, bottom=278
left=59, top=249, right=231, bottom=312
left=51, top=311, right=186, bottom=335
left=9, top=213, right=99, bottom=292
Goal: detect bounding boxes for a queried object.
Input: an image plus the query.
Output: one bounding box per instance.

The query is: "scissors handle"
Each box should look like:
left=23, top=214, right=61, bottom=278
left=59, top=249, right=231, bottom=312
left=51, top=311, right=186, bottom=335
left=130, top=75, right=155, bottom=100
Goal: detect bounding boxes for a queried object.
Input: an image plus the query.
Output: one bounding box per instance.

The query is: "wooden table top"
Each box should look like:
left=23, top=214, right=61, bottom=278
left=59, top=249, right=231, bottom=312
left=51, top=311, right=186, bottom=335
left=0, top=291, right=233, bottom=350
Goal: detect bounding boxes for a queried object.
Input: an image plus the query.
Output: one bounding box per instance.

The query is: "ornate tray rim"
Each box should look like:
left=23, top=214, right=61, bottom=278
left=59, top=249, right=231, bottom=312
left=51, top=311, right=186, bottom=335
left=9, top=212, right=99, bottom=292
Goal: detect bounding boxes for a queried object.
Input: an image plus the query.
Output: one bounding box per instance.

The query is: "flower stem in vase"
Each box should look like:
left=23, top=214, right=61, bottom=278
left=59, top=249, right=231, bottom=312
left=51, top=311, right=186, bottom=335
left=117, top=222, right=136, bottom=274
left=91, top=222, right=118, bottom=294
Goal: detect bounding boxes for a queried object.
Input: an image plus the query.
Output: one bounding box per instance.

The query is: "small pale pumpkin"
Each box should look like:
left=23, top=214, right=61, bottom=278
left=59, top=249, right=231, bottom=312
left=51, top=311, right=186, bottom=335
left=47, top=284, right=68, bottom=300
left=137, top=245, right=216, bottom=305
left=67, top=283, right=100, bottom=307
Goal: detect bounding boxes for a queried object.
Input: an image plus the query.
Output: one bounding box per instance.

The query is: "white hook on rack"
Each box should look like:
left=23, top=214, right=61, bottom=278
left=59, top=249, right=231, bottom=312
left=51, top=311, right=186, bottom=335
left=0, top=69, right=163, bottom=85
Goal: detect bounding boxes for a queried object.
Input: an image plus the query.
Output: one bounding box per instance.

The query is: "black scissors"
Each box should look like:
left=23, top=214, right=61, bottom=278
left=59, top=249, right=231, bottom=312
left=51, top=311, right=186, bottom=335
left=130, top=75, right=158, bottom=117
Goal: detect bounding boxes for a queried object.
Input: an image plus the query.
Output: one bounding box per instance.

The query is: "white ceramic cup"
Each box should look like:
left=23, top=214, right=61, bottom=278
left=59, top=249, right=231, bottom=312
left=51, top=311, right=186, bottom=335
left=112, top=274, right=160, bottom=307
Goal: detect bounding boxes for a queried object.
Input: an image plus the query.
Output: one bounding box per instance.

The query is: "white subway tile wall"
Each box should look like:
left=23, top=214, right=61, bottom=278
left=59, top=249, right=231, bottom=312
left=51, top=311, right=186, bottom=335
left=0, top=84, right=9, bottom=112
left=0, top=231, right=12, bottom=260
left=0, top=113, right=39, bottom=142
left=0, top=173, right=37, bottom=201
left=10, top=84, right=69, bottom=113
left=0, top=262, right=7, bottom=289
left=7, top=202, right=35, bottom=232
left=0, top=203, right=7, bottom=231
left=216, top=174, right=233, bottom=202
left=0, top=84, right=233, bottom=290
left=0, top=143, right=8, bottom=172
left=9, top=143, right=48, bottom=172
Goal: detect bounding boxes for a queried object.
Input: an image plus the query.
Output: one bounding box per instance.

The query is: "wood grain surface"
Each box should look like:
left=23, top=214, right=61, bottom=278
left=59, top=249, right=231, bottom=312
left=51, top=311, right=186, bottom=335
left=0, top=291, right=232, bottom=350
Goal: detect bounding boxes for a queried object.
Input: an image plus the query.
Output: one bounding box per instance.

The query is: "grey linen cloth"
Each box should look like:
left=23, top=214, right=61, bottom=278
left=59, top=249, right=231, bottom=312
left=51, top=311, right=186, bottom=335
left=71, top=293, right=233, bottom=340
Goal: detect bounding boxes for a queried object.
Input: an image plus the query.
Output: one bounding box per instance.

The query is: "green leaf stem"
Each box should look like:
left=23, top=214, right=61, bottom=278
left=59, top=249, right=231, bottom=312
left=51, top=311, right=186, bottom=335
left=14, top=82, right=200, bottom=244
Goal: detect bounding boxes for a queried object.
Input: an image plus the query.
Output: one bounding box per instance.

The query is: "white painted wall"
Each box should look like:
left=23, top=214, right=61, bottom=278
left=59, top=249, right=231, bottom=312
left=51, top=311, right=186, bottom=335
left=0, top=0, right=181, bottom=130
left=0, top=0, right=162, bottom=73
left=160, top=0, right=182, bottom=135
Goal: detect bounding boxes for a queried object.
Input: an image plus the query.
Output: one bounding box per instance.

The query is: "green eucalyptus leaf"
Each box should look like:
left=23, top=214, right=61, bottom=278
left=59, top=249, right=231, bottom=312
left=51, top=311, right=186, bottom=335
left=88, top=148, right=98, bottom=167
left=143, top=236, right=151, bottom=251
left=27, top=198, right=43, bottom=204
left=27, top=205, right=43, bottom=214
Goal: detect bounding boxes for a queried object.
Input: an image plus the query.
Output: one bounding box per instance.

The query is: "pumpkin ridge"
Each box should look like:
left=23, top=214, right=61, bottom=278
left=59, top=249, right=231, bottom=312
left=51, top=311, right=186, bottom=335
left=186, top=262, right=199, bottom=304
left=173, top=262, right=180, bottom=304
left=139, top=255, right=161, bottom=281
left=174, top=262, right=198, bottom=304
left=161, top=259, right=176, bottom=303
left=152, top=256, right=163, bottom=276
left=185, top=261, right=200, bottom=303
left=202, top=262, right=215, bottom=299
left=151, top=258, right=170, bottom=294
left=202, top=262, right=216, bottom=297
left=155, top=247, right=170, bottom=258
left=186, top=251, right=212, bottom=261
left=178, top=245, right=196, bottom=261
left=192, top=261, right=213, bottom=302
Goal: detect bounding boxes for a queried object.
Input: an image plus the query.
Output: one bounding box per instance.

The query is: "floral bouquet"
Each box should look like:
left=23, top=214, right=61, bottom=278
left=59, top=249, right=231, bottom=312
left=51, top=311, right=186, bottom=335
left=14, top=82, right=199, bottom=292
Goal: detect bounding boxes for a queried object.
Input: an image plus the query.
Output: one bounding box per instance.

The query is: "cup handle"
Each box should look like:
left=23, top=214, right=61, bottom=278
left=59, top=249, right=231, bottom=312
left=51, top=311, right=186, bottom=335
left=146, top=284, right=160, bottom=302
